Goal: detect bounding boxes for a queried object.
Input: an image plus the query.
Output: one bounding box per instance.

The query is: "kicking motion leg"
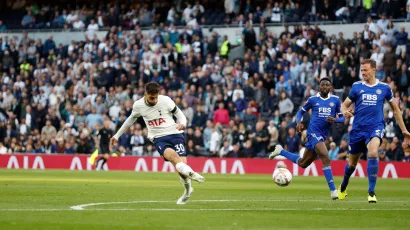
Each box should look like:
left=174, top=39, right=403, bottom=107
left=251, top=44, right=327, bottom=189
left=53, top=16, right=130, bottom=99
left=315, top=142, right=337, bottom=199
left=269, top=145, right=316, bottom=168
left=366, top=137, right=381, bottom=203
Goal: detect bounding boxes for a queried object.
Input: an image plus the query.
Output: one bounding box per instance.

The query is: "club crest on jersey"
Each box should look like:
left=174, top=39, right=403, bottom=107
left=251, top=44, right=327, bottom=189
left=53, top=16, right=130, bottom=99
left=329, top=102, right=335, bottom=107
left=376, top=89, right=382, bottom=94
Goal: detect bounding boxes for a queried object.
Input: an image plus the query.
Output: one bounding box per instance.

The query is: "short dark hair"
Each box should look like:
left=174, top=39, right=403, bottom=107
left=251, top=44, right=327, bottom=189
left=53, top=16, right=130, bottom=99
left=319, top=77, right=331, bottom=84
left=361, top=59, right=376, bottom=69
left=145, top=82, right=160, bottom=94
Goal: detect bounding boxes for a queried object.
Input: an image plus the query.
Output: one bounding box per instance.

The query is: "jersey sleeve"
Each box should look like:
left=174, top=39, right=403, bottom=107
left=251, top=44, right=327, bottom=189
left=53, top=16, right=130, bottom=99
left=335, top=98, right=341, bottom=114
left=348, top=84, right=358, bottom=102
left=301, top=97, right=312, bottom=112
left=164, top=96, right=178, bottom=113
left=131, top=102, right=142, bottom=118
left=385, top=85, right=394, bottom=102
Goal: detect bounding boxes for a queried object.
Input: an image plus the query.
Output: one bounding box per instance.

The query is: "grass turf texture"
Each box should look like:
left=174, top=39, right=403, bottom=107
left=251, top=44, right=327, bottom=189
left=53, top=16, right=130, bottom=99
left=0, top=169, right=409, bottom=230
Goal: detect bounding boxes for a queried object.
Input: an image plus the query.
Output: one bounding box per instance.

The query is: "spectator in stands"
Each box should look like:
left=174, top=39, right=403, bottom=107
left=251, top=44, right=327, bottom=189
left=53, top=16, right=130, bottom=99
left=87, top=19, right=99, bottom=32
left=387, top=141, right=404, bottom=161
left=0, top=20, right=6, bottom=31
left=328, top=142, right=339, bottom=160
left=395, top=26, right=408, bottom=56
left=278, top=92, right=294, bottom=117
left=21, top=11, right=35, bottom=28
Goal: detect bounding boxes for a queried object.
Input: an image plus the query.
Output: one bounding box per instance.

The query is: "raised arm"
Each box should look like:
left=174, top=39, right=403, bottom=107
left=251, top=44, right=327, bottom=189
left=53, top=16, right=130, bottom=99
left=111, top=103, right=140, bottom=146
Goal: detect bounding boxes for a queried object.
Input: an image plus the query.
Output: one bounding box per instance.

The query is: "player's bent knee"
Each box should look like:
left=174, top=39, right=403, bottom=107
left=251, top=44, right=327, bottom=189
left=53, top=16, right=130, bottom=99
left=320, top=157, right=331, bottom=167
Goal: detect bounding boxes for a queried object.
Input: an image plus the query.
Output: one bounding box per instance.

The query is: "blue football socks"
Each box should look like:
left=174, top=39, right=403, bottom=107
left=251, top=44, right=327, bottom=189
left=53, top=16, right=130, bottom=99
left=367, top=157, right=379, bottom=193
left=341, top=163, right=356, bottom=192
left=280, top=149, right=300, bottom=165
left=323, top=166, right=336, bottom=191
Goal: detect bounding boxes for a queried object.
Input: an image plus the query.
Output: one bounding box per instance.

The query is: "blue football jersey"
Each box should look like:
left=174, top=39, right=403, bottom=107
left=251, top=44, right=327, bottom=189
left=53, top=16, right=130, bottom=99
left=301, top=94, right=341, bottom=138
left=348, top=80, right=393, bottom=130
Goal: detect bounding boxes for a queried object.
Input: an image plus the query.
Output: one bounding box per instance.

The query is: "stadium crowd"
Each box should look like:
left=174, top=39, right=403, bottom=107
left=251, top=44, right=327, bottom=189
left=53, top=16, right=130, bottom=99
left=0, top=0, right=409, bottom=162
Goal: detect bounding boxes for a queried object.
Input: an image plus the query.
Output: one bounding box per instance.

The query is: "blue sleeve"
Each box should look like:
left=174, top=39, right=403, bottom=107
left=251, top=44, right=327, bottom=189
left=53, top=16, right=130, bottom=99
left=296, top=109, right=305, bottom=122
left=385, top=85, right=393, bottom=102
left=335, top=98, right=341, bottom=114
left=348, top=84, right=358, bottom=102
left=296, top=98, right=312, bottom=122
left=336, top=114, right=345, bottom=123
left=302, top=97, right=312, bottom=112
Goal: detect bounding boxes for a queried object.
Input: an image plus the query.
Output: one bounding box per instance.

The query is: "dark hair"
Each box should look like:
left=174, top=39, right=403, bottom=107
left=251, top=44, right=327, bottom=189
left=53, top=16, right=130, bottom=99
left=145, top=82, right=160, bottom=94
left=319, top=77, right=331, bottom=84
left=361, top=59, right=376, bottom=69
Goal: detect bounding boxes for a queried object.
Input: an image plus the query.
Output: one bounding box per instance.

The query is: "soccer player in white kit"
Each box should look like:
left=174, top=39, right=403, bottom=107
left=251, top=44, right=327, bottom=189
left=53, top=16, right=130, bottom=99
left=110, top=82, right=205, bottom=204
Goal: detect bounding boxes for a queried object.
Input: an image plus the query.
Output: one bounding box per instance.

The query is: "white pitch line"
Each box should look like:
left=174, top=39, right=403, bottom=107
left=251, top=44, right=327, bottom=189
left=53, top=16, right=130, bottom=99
left=2, top=208, right=410, bottom=212
left=70, top=199, right=410, bottom=210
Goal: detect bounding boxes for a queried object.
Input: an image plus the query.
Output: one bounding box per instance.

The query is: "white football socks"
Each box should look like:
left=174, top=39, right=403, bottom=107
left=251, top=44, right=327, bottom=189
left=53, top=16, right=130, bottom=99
left=180, top=176, right=191, bottom=194
left=175, top=162, right=194, bottom=177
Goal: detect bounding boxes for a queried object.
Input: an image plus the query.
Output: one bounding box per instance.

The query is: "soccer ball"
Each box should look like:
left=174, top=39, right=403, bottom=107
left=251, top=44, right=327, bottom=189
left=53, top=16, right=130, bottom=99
left=272, top=168, right=292, bottom=187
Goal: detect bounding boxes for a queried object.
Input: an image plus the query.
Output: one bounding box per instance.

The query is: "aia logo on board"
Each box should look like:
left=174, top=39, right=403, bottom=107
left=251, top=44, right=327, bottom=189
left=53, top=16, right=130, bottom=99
left=148, top=118, right=166, bottom=127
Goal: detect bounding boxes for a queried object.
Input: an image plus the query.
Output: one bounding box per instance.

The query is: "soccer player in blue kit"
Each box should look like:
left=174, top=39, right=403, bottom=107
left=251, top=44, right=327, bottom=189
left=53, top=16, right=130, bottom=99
left=269, top=77, right=344, bottom=200
left=338, top=59, right=410, bottom=203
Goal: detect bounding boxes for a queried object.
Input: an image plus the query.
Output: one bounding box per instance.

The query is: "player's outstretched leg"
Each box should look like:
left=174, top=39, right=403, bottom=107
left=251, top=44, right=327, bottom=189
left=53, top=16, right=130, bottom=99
left=315, top=142, right=337, bottom=200
left=366, top=138, right=380, bottom=203
left=269, top=145, right=300, bottom=164
left=269, top=145, right=316, bottom=167
left=164, top=148, right=205, bottom=183
left=339, top=153, right=361, bottom=200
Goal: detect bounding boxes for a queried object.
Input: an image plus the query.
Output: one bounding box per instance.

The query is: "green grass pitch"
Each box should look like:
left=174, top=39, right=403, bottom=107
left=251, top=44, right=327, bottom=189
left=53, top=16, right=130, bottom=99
left=0, top=169, right=409, bottom=230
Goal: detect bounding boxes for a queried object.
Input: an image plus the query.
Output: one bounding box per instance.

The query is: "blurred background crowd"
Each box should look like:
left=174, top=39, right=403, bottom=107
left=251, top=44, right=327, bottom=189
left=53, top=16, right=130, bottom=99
left=0, top=0, right=409, bottom=162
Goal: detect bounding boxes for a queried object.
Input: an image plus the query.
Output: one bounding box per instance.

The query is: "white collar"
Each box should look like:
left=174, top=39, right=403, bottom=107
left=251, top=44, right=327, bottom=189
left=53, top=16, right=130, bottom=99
left=362, top=79, right=379, bottom=87
left=316, top=93, right=331, bottom=100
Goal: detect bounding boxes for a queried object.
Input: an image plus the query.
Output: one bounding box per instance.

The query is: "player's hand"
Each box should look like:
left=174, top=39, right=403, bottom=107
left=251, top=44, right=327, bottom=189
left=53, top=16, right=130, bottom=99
left=342, top=109, right=354, bottom=119
left=327, top=116, right=336, bottom=123
left=176, top=124, right=186, bottom=131
left=110, top=137, right=118, bottom=147
left=296, top=122, right=304, bottom=134
left=402, top=130, right=410, bottom=141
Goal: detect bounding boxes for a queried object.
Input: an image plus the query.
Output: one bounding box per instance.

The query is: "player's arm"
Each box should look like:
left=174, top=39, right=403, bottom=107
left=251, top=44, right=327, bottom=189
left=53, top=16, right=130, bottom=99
left=295, top=98, right=311, bottom=133
left=327, top=99, right=345, bottom=123
left=340, top=98, right=354, bottom=119
left=389, top=100, right=410, bottom=139
left=111, top=103, right=140, bottom=146
left=327, top=113, right=345, bottom=123
left=168, top=97, right=187, bottom=130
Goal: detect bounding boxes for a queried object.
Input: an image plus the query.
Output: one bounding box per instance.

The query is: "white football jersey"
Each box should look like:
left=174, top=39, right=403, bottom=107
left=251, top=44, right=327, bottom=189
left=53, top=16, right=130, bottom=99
left=130, top=95, right=183, bottom=141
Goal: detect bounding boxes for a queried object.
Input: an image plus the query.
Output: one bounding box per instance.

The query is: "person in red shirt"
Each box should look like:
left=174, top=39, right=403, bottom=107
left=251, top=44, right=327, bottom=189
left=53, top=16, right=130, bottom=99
left=213, top=102, right=230, bottom=126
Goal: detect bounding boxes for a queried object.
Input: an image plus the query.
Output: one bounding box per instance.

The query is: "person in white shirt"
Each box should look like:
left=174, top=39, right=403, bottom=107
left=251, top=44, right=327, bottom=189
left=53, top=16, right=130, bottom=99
left=72, top=18, right=85, bottom=30
left=66, top=10, right=78, bottom=25
left=167, top=6, right=176, bottom=22
left=0, top=142, right=9, bottom=154
left=87, top=19, right=99, bottom=32
left=111, top=82, right=205, bottom=205
left=370, top=46, right=384, bottom=67
left=377, top=14, right=388, bottom=33
left=366, top=17, right=379, bottom=35
left=183, top=3, right=193, bottom=23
